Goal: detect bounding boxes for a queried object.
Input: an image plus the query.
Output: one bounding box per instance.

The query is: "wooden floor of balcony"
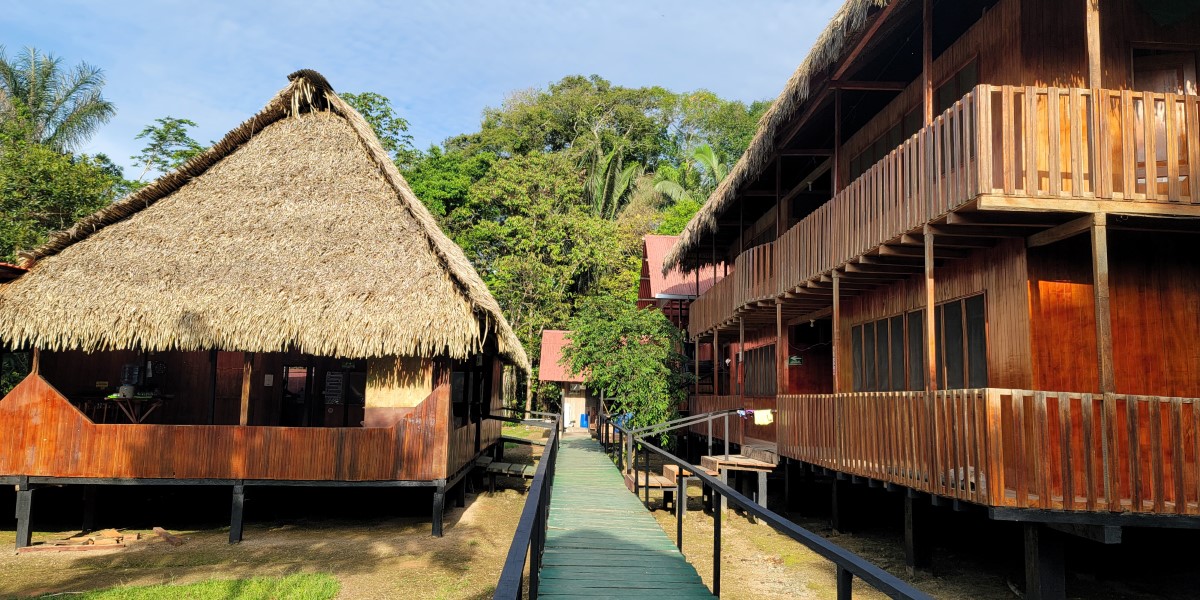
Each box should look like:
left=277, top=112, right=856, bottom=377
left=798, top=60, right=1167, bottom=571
left=691, top=389, right=1200, bottom=519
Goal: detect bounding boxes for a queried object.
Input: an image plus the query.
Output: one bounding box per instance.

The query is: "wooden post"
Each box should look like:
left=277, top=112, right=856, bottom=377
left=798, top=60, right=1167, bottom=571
left=832, top=271, right=842, bottom=393
left=904, top=492, right=934, bottom=574
left=81, top=484, right=98, bottom=534
left=1086, top=0, right=1102, bottom=89
left=777, top=301, right=789, bottom=395
left=694, top=337, right=701, bottom=397
left=923, top=0, right=934, bottom=125
left=229, top=483, right=245, bottom=544
left=831, top=476, right=849, bottom=533
left=432, top=484, right=447, bottom=537
left=1024, top=524, right=1066, bottom=600
left=30, top=348, right=40, bottom=375
left=15, top=476, right=32, bottom=550
left=239, top=353, right=254, bottom=426
left=738, top=317, right=746, bottom=397
left=924, top=225, right=938, bottom=392
left=208, top=349, right=218, bottom=425
left=1091, top=214, right=1114, bottom=394
left=834, top=89, right=843, bottom=194
left=714, top=328, right=721, bottom=395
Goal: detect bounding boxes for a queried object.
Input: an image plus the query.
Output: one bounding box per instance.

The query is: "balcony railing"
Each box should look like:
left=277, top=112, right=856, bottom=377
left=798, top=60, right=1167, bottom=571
left=774, top=389, right=1200, bottom=515
left=689, top=85, right=1200, bottom=336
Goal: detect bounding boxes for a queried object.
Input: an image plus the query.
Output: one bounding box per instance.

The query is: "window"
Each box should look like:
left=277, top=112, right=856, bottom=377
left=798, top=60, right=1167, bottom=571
left=850, top=109, right=923, bottom=182
left=850, top=294, right=987, bottom=392
left=936, top=60, right=979, bottom=113
left=450, top=356, right=490, bottom=429
left=742, top=345, right=777, bottom=397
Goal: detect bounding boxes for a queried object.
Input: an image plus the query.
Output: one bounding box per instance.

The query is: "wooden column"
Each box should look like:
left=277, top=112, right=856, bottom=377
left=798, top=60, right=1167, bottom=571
left=738, top=318, right=746, bottom=397
left=1024, top=524, right=1066, bottom=600
left=714, top=328, right=721, bottom=395
left=832, top=270, right=842, bottom=393
left=923, top=0, right=934, bottom=125
left=1091, top=214, right=1114, bottom=394
left=924, top=225, right=938, bottom=391
left=1086, top=0, right=1102, bottom=89
left=81, top=485, right=97, bottom=534
left=208, top=349, right=218, bottom=425
left=239, top=353, right=254, bottom=426
left=14, top=476, right=32, bottom=550
left=694, top=337, right=701, bottom=397
left=904, top=492, right=934, bottom=574
left=777, top=301, right=789, bottom=395
left=30, top=347, right=40, bottom=375
left=229, top=483, right=245, bottom=544
left=833, top=90, right=843, bottom=194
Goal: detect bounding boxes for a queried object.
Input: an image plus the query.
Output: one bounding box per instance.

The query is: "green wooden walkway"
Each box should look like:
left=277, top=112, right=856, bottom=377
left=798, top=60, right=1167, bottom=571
left=539, top=434, right=714, bottom=599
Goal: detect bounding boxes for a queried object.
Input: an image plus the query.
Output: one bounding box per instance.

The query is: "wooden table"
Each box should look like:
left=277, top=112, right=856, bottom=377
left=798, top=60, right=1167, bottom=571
left=105, top=396, right=164, bottom=424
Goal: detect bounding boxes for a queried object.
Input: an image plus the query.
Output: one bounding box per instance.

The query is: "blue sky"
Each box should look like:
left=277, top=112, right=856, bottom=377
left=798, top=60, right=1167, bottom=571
left=6, top=1, right=842, bottom=176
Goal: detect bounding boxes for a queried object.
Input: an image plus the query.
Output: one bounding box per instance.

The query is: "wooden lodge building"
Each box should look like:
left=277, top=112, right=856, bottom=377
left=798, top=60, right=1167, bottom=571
left=664, top=0, right=1200, bottom=596
left=0, top=70, right=529, bottom=547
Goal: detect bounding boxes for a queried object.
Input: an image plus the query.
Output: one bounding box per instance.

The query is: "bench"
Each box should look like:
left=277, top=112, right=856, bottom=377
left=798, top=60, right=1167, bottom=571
left=485, top=461, right=536, bottom=493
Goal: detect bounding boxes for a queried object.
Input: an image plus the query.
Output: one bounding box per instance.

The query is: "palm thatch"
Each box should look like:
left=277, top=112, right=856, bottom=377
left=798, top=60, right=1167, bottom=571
left=0, top=70, right=529, bottom=372
left=663, top=0, right=892, bottom=273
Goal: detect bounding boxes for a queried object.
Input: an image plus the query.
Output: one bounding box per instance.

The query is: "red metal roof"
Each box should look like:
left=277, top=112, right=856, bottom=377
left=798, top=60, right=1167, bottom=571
left=639, top=235, right=720, bottom=305
left=0, top=262, right=27, bottom=283
left=538, top=329, right=585, bottom=383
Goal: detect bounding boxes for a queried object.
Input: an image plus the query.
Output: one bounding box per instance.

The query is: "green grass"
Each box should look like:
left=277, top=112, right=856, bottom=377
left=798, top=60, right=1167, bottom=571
left=40, top=573, right=339, bottom=600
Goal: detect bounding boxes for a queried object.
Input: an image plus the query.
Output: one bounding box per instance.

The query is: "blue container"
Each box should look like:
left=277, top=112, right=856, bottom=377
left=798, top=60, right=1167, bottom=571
left=579, top=413, right=589, bottom=428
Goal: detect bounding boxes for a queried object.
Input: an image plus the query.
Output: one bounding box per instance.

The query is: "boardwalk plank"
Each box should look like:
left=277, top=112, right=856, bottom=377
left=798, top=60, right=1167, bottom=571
left=538, top=435, right=714, bottom=598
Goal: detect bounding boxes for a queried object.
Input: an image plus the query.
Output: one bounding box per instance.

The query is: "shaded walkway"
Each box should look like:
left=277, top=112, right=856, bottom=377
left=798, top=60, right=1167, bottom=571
left=539, top=434, right=713, bottom=598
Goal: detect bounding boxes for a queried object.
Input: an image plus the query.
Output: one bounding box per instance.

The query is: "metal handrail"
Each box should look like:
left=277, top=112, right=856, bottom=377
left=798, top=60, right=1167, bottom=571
left=493, top=420, right=560, bottom=599
left=602, top=417, right=931, bottom=600
left=598, top=409, right=739, bottom=477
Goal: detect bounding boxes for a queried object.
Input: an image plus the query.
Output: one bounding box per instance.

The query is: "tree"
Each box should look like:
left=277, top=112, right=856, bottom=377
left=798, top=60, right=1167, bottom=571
left=562, top=295, right=693, bottom=436
left=0, top=46, right=115, bottom=152
left=0, top=139, right=124, bottom=261
left=130, top=116, right=204, bottom=181
left=341, top=91, right=417, bottom=167
left=404, top=146, right=493, bottom=217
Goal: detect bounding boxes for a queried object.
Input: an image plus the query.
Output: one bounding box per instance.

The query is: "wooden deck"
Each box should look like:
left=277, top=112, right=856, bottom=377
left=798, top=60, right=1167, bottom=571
left=539, top=435, right=713, bottom=599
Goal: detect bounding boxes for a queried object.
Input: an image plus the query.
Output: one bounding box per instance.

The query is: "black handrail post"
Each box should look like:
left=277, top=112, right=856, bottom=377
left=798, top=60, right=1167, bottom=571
left=713, top=494, right=722, bottom=597
left=706, top=414, right=713, bottom=455
left=643, top=442, right=650, bottom=507
left=676, top=471, right=685, bottom=550
left=836, top=565, right=853, bottom=599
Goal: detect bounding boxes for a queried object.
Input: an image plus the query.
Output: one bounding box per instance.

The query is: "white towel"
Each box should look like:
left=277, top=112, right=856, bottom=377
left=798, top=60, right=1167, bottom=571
left=753, top=409, right=774, bottom=426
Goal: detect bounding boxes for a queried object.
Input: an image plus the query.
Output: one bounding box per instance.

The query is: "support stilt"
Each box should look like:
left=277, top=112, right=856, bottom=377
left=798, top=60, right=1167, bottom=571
left=15, top=477, right=32, bottom=550
left=904, top=492, right=933, bottom=575
left=82, top=484, right=98, bottom=534
left=454, top=480, right=466, bottom=508
left=831, top=476, right=849, bottom=533
left=1024, top=523, right=1066, bottom=600
left=229, top=483, right=245, bottom=544
left=431, top=486, right=447, bottom=537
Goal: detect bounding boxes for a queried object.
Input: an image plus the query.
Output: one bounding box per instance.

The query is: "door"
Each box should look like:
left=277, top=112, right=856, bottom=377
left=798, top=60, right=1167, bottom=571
left=280, top=365, right=313, bottom=426
left=1133, top=50, right=1198, bottom=193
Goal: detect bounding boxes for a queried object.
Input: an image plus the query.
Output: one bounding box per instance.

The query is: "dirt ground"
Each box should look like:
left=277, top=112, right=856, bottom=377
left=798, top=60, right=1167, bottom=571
left=4, top=431, right=1200, bottom=599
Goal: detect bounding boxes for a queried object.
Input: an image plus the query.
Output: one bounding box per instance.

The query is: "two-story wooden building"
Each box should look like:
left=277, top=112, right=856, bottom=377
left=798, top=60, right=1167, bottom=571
left=0, top=70, right=529, bottom=547
left=665, top=1, right=1200, bottom=597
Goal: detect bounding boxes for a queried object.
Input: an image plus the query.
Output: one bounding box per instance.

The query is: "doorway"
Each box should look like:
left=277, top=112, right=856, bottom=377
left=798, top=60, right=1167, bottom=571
left=280, top=365, right=314, bottom=426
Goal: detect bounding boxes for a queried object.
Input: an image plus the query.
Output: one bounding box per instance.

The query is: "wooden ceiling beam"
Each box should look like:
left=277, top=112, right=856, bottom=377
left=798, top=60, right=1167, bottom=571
left=831, top=2, right=903, bottom=81
left=1026, top=214, right=1096, bottom=248
left=830, top=80, right=908, bottom=91
left=779, top=149, right=834, bottom=157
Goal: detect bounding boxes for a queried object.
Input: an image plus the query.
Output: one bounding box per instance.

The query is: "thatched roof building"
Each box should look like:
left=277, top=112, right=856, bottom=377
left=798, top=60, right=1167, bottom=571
left=0, top=70, right=528, bottom=372
left=663, top=0, right=889, bottom=272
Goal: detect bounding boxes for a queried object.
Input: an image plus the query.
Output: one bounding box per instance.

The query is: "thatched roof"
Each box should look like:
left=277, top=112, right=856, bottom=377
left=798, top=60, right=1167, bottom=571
left=0, top=70, right=529, bottom=372
left=664, top=0, right=891, bottom=273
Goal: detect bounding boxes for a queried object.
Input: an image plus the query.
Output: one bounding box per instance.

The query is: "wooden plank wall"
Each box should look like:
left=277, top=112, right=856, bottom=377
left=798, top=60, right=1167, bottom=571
left=840, top=238, right=1034, bottom=390
left=1100, top=0, right=1200, bottom=89
left=1029, top=230, right=1200, bottom=397
left=0, top=373, right=450, bottom=481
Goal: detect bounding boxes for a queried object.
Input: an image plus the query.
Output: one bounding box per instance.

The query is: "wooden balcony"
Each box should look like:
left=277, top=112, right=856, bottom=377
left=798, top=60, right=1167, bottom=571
left=689, top=85, right=1200, bottom=337
left=773, top=389, right=1200, bottom=515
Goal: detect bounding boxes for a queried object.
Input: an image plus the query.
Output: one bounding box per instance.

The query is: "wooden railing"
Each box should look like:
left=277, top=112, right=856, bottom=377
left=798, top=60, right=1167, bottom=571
left=0, top=373, right=447, bottom=482
left=773, top=389, right=1200, bottom=515
left=689, top=85, right=1200, bottom=336
left=689, top=240, right=777, bottom=334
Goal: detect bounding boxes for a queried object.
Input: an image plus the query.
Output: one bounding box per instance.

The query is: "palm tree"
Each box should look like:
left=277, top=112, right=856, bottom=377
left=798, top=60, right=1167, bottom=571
left=0, top=46, right=115, bottom=152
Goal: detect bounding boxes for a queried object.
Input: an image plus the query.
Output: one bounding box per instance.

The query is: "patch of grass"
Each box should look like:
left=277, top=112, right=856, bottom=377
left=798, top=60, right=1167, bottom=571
left=41, top=573, right=339, bottom=600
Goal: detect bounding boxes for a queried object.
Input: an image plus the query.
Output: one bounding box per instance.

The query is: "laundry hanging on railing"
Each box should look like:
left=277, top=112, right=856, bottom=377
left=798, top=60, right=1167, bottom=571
left=753, top=409, right=774, bottom=426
